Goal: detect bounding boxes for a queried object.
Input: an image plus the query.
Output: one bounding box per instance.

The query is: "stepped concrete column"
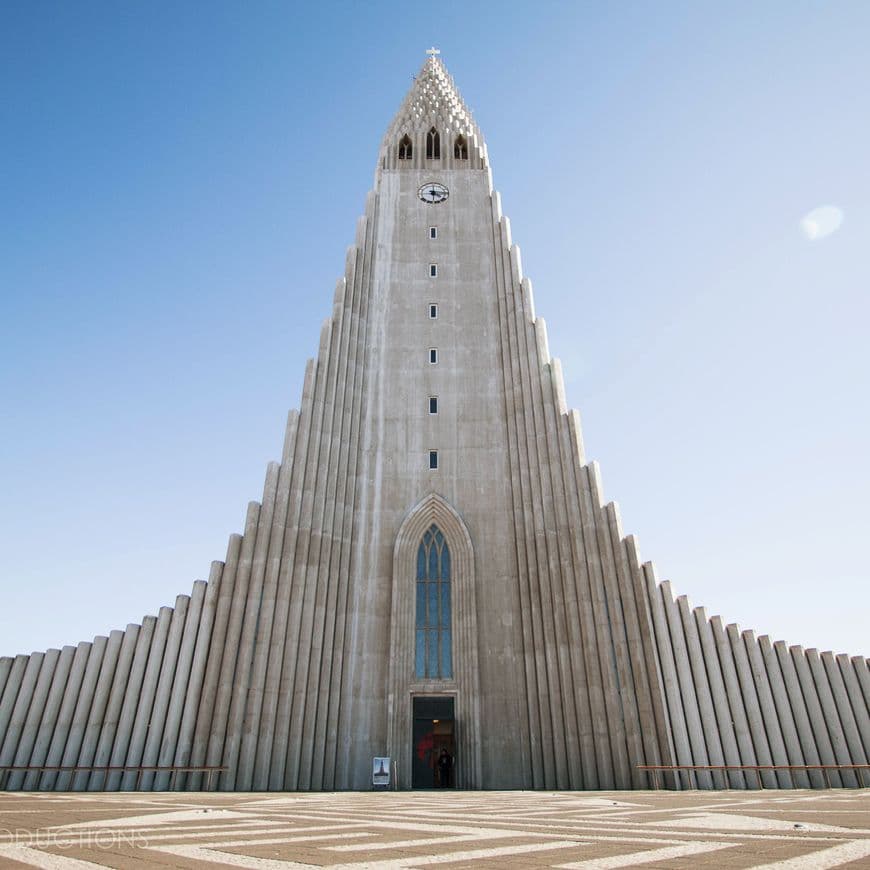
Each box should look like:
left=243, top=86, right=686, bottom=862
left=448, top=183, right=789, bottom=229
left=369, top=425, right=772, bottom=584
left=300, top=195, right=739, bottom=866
left=88, top=626, right=139, bottom=791
left=107, top=616, right=156, bottom=791
left=73, top=631, right=123, bottom=791
left=22, top=647, right=75, bottom=791
left=56, top=636, right=108, bottom=790
left=41, top=642, right=91, bottom=791
left=774, top=641, right=825, bottom=788
left=7, top=650, right=60, bottom=790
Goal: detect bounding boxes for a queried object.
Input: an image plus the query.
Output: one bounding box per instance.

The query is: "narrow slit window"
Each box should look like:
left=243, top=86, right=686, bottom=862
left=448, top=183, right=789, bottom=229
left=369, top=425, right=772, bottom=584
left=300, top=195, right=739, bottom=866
left=429, top=450, right=438, bottom=470
left=429, top=396, right=438, bottom=414
left=429, top=348, right=438, bottom=364
left=429, top=264, right=437, bottom=277
left=429, top=303, right=438, bottom=319
left=429, top=226, right=437, bottom=239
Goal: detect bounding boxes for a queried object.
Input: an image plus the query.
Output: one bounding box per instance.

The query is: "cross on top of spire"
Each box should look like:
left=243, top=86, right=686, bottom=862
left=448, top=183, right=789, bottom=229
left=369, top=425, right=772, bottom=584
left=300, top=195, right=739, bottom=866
left=379, top=51, right=487, bottom=170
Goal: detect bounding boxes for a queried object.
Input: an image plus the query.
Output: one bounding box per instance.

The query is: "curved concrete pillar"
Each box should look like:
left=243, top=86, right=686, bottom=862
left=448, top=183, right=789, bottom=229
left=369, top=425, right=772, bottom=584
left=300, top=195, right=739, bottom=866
left=710, top=616, right=756, bottom=787
left=139, top=596, right=190, bottom=790
left=774, top=641, right=825, bottom=788
left=7, top=650, right=60, bottom=790
left=41, top=642, right=91, bottom=791
left=806, top=648, right=858, bottom=787
left=73, top=631, right=123, bottom=791
left=107, top=616, right=156, bottom=791
left=727, top=625, right=777, bottom=788
left=155, top=582, right=206, bottom=790
left=88, top=626, right=139, bottom=791
left=56, top=636, right=108, bottom=790
left=790, top=645, right=843, bottom=788
left=22, top=647, right=75, bottom=791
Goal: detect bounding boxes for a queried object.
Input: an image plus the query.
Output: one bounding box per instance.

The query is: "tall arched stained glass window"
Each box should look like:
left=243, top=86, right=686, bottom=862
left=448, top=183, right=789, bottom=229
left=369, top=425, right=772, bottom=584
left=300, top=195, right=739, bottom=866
left=415, top=525, right=452, bottom=679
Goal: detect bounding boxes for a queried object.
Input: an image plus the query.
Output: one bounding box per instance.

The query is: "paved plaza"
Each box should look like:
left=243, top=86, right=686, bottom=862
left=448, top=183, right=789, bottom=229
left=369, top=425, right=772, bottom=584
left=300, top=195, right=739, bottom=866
left=0, top=789, right=868, bottom=868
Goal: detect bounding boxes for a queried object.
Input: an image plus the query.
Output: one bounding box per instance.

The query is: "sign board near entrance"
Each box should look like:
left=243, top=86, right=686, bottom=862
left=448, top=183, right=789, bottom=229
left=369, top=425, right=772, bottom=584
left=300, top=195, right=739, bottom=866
left=372, top=756, right=391, bottom=787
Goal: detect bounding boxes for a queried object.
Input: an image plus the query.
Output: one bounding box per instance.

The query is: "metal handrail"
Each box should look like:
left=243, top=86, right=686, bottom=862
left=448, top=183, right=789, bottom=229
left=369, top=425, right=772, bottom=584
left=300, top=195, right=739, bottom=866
left=0, top=765, right=228, bottom=791
left=637, top=763, right=869, bottom=790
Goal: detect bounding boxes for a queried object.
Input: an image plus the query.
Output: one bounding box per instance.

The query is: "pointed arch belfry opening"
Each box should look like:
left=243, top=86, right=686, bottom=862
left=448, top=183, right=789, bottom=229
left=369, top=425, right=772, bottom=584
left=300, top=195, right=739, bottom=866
left=398, top=133, right=412, bottom=160
left=426, top=126, right=440, bottom=160
left=388, top=494, right=481, bottom=789
left=454, top=134, right=468, bottom=159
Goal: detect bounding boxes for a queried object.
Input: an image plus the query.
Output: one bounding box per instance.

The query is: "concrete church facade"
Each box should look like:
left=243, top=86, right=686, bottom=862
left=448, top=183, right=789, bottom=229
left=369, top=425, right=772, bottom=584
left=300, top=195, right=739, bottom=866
left=1, top=55, right=868, bottom=793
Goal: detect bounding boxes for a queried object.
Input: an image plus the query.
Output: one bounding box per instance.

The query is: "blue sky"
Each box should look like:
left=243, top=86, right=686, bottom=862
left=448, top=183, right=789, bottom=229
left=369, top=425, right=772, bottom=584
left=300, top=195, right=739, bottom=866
left=1, top=1, right=868, bottom=659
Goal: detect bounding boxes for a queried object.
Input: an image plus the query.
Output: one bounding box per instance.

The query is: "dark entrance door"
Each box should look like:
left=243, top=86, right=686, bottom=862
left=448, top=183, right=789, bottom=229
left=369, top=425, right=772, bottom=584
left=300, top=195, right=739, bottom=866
left=412, top=696, right=455, bottom=789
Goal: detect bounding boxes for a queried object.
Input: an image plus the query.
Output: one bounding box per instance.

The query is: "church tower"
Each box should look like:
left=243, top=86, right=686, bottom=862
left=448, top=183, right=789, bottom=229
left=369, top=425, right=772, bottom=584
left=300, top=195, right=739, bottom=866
left=0, top=53, right=867, bottom=793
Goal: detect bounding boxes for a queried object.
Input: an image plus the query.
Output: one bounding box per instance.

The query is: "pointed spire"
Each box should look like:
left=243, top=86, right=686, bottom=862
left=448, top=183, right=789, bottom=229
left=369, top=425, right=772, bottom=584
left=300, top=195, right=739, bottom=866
left=379, top=53, right=487, bottom=170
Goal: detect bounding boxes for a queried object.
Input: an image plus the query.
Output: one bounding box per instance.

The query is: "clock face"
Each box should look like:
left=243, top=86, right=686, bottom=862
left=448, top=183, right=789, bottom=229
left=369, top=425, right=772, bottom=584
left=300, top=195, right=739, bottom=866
left=419, top=182, right=449, bottom=204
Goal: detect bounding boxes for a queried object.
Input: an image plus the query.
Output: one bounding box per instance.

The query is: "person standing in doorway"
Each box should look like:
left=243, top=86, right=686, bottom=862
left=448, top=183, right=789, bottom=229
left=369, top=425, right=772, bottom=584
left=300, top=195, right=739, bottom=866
left=437, top=747, right=453, bottom=788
